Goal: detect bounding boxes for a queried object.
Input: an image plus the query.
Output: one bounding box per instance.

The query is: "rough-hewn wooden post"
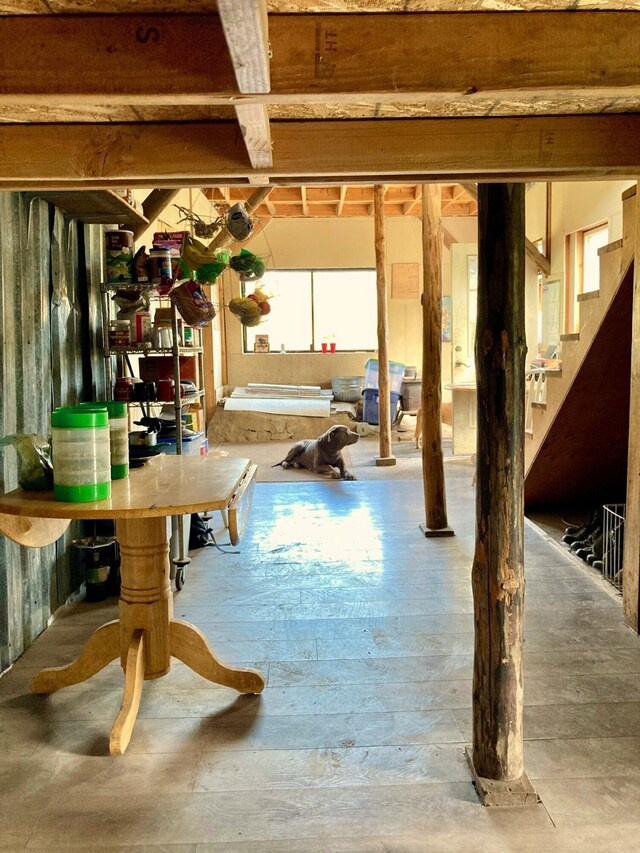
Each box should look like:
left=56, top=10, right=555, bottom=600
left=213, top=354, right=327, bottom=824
left=467, top=183, right=538, bottom=806
left=373, top=184, right=395, bottom=466
left=420, top=184, right=452, bottom=536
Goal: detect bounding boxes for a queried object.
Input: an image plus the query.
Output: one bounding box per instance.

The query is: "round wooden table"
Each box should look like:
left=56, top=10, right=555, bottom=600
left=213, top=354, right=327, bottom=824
left=0, top=455, right=264, bottom=754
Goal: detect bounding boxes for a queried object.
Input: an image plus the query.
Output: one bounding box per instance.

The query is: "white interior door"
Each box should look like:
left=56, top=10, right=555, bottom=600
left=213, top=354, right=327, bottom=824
left=451, top=243, right=478, bottom=384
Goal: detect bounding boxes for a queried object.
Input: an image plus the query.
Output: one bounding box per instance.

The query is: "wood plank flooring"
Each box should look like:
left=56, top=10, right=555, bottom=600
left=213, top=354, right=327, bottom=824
left=1, top=459, right=640, bottom=851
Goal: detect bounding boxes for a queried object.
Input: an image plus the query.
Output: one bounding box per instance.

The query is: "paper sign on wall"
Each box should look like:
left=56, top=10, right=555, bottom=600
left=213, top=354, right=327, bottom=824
left=391, top=263, right=420, bottom=299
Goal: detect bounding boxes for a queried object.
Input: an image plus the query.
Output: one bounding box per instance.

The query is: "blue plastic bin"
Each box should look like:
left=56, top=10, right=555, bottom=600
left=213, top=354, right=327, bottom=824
left=364, top=359, right=405, bottom=395
left=156, top=432, right=206, bottom=455
left=362, top=389, right=401, bottom=425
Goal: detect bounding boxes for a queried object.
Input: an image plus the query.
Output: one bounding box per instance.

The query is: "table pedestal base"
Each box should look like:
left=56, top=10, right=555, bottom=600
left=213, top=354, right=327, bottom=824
left=31, top=515, right=265, bottom=754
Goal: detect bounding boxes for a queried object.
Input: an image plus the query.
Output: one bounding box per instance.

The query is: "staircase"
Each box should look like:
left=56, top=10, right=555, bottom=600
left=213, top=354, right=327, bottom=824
left=524, top=186, right=636, bottom=510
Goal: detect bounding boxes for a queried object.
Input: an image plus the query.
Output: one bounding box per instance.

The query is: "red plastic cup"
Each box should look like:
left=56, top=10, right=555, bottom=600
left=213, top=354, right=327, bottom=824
left=330, top=342, right=336, bottom=353
left=321, top=342, right=328, bottom=353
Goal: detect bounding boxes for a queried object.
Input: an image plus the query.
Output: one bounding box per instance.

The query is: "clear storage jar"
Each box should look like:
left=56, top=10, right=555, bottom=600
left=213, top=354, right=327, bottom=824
left=51, top=407, right=111, bottom=502
left=78, top=401, right=129, bottom=479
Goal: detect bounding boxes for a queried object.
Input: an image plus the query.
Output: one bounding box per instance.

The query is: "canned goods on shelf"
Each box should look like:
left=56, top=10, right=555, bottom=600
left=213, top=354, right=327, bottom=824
left=105, top=230, right=134, bottom=284
left=108, top=319, right=131, bottom=347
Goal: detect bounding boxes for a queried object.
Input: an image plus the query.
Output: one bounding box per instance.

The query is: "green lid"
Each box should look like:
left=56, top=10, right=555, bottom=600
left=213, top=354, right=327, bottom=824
left=51, top=406, right=109, bottom=429
left=104, top=401, right=127, bottom=418
left=77, top=402, right=108, bottom=413
left=111, top=463, right=129, bottom=480
left=80, top=400, right=127, bottom=418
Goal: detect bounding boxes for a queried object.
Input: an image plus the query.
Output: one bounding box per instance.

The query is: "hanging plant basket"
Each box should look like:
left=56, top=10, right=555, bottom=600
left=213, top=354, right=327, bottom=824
left=194, top=221, right=220, bottom=239
left=229, top=249, right=266, bottom=282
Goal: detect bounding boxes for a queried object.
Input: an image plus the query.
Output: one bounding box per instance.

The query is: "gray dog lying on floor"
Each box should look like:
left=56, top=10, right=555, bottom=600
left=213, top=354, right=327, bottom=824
left=273, top=425, right=359, bottom=480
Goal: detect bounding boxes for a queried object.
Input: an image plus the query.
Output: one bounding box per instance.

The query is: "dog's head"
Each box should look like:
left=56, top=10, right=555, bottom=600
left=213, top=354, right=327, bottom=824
left=319, top=424, right=360, bottom=451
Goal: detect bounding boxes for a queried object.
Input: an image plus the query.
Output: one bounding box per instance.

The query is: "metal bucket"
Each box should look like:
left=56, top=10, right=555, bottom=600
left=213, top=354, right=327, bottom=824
left=331, top=376, right=365, bottom=403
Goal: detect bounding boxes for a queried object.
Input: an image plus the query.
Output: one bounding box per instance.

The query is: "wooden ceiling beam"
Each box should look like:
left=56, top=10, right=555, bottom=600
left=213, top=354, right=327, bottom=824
left=1, top=116, right=639, bottom=187
left=0, top=12, right=638, bottom=116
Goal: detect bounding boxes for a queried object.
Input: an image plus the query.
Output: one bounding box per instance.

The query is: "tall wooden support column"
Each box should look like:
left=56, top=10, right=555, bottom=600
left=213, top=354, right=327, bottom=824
left=623, top=182, right=640, bottom=631
left=467, top=184, right=538, bottom=807
left=419, top=184, right=453, bottom=537
left=373, top=184, right=396, bottom=467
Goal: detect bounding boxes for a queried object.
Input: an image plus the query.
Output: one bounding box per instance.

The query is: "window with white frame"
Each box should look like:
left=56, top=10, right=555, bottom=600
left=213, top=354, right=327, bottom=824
left=242, top=269, right=378, bottom=353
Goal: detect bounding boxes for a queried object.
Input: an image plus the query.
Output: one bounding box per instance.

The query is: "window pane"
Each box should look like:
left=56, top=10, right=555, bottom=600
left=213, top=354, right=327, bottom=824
left=312, top=270, right=378, bottom=350
left=583, top=225, right=609, bottom=293
left=243, top=270, right=312, bottom=352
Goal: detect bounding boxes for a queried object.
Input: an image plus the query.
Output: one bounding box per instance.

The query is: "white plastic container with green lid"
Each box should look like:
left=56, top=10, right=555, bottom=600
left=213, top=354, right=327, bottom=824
left=78, top=401, right=129, bottom=479
left=51, top=407, right=111, bottom=502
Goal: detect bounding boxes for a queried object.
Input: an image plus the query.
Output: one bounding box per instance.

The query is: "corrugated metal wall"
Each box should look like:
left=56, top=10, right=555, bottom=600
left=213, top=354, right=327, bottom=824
left=0, top=194, right=105, bottom=672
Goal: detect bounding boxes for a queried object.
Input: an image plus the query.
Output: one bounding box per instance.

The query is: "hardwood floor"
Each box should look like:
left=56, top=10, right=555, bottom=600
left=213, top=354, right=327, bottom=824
left=1, top=460, right=640, bottom=851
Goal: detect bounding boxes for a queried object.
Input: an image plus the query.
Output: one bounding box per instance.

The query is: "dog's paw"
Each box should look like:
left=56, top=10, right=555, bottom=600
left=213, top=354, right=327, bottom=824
left=343, top=472, right=356, bottom=481
left=330, top=471, right=341, bottom=479
left=282, top=461, right=291, bottom=469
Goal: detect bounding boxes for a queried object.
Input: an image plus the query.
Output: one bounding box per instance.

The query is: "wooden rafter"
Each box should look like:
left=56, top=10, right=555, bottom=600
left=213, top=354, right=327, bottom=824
left=1, top=116, right=639, bottom=188
left=337, top=185, right=347, bottom=216
left=403, top=187, right=421, bottom=217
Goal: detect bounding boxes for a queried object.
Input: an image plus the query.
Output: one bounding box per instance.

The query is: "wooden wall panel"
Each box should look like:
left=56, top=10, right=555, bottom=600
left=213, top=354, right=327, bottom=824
left=0, top=193, right=104, bottom=672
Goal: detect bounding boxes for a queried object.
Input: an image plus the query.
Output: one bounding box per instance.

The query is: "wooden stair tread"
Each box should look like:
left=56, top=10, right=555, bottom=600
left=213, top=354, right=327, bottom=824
left=598, top=239, right=623, bottom=256
left=560, top=333, right=580, bottom=342
left=531, top=401, right=547, bottom=410
left=577, top=290, right=600, bottom=302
